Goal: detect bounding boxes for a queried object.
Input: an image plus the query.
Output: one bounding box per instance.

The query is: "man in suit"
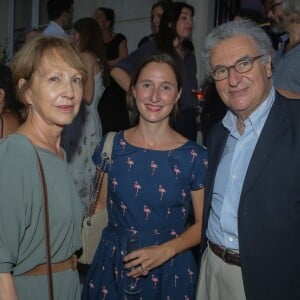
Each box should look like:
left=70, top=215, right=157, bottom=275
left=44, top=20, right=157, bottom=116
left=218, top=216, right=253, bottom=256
left=196, top=19, right=300, bottom=300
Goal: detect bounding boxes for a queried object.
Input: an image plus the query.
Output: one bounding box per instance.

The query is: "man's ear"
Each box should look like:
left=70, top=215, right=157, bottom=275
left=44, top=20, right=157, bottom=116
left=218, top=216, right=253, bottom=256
left=266, top=55, right=272, bottom=78
left=18, top=78, right=32, bottom=105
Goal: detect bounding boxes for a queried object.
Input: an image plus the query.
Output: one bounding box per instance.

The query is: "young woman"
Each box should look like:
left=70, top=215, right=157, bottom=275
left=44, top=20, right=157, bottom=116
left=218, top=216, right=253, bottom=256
left=82, top=53, right=207, bottom=299
left=0, top=36, right=87, bottom=300
left=138, top=0, right=171, bottom=48
left=65, top=17, right=110, bottom=210
left=111, top=2, right=198, bottom=141
left=93, top=7, right=130, bottom=134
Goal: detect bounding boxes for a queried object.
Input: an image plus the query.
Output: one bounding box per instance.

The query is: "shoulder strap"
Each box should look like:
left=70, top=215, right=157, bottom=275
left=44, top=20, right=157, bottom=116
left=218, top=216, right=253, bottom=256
left=87, top=132, right=117, bottom=222
left=34, top=148, right=54, bottom=300
left=101, top=131, right=117, bottom=163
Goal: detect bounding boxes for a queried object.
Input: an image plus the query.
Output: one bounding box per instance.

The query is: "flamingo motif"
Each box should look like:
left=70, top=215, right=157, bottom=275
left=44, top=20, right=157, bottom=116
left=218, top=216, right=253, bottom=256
left=187, top=269, right=194, bottom=282
left=190, top=149, right=198, bottom=162
left=112, top=178, right=118, bottom=192
left=150, top=160, right=158, bottom=175
left=134, top=181, right=142, bottom=196
left=158, top=185, right=166, bottom=200
left=151, top=274, right=159, bottom=289
left=153, top=229, right=160, bottom=235
left=89, top=280, right=94, bottom=290
left=184, top=296, right=190, bottom=300
left=174, top=274, right=179, bottom=287
left=120, top=201, right=127, bottom=216
left=109, top=197, right=113, bottom=209
left=127, top=226, right=138, bottom=235
left=111, top=245, right=116, bottom=257
left=204, top=158, right=208, bottom=168
left=173, top=165, right=181, bottom=177
left=170, top=229, right=177, bottom=237
left=181, top=189, right=186, bottom=202
left=119, top=139, right=126, bottom=151
left=144, top=205, right=151, bottom=220
left=182, top=206, right=186, bottom=217
left=127, top=157, right=134, bottom=171
left=167, top=208, right=171, bottom=217
left=102, top=286, right=108, bottom=299
left=114, top=267, right=118, bottom=280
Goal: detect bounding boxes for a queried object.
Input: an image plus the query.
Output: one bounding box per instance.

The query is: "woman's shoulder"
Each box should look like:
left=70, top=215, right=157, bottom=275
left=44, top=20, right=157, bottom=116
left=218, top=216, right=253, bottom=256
left=0, top=134, right=35, bottom=166
left=181, top=139, right=207, bottom=156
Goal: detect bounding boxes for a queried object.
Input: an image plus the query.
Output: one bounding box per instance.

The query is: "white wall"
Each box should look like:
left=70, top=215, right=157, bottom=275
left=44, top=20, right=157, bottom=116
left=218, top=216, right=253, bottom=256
left=74, top=0, right=155, bottom=52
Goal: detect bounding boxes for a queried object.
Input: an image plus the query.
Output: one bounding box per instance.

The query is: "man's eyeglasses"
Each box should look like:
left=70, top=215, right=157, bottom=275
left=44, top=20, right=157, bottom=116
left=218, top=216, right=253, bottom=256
left=210, top=55, right=264, bottom=81
left=271, top=2, right=282, bottom=12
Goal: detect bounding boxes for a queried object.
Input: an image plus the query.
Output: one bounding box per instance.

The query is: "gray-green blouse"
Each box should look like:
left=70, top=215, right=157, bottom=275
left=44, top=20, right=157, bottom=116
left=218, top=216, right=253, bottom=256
left=0, top=134, right=83, bottom=299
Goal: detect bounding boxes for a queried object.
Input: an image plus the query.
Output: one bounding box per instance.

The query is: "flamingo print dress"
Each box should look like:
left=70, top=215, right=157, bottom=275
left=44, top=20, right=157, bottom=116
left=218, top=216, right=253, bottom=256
left=82, top=131, right=208, bottom=300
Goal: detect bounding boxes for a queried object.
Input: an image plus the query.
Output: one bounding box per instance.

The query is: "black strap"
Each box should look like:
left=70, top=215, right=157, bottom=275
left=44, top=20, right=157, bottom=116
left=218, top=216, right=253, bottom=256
left=35, top=149, right=54, bottom=300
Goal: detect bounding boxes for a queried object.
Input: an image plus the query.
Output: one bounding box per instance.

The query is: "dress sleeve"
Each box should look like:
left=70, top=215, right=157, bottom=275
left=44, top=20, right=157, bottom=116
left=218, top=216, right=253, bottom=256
left=92, top=135, right=106, bottom=168
left=190, top=144, right=208, bottom=190
left=0, top=137, right=34, bottom=273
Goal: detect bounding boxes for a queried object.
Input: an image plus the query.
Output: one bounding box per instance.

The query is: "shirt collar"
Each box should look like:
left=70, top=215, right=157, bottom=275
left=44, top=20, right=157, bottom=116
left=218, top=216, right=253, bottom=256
left=222, top=87, right=275, bottom=136
left=49, top=21, right=67, bottom=37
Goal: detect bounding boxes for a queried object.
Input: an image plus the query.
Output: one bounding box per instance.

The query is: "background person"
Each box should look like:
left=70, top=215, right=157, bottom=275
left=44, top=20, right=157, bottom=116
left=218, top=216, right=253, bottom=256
left=64, top=17, right=110, bottom=210
left=0, top=64, right=24, bottom=138
left=268, top=0, right=300, bottom=98
left=43, top=0, right=74, bottom=38
left=93, top=7, right=130, bottom=134
left=111, top=2, right=198, bottom=141
left=0, top=36, right=87, bottom=300
left=138, top=0, right=172, bottom=48
left=82, top=52, right=207, bottom=299
left=196, top=19, right=300, bottom=300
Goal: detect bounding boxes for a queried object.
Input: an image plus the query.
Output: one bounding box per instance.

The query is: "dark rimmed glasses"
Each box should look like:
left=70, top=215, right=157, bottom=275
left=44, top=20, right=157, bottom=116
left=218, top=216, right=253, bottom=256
left=210, top=55, right=264, bottom=81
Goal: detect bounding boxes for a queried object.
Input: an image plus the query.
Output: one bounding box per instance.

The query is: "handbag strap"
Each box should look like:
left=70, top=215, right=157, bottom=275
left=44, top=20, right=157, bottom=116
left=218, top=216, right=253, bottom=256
left=101, top=131, right=116, bottom=163
left=34, top=148, right=54, bottom=300
left=87, top=132, right=116, bottom=223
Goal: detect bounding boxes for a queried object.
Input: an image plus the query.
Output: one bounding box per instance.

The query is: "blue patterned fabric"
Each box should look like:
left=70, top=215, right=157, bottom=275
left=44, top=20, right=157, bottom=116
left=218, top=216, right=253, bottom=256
left=82, top=131, right=207, bottom=299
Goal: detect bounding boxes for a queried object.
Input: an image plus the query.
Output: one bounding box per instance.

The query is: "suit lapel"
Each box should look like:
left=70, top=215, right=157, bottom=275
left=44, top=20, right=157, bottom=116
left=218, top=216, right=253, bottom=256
left=240, top=95, right=290, bottom=198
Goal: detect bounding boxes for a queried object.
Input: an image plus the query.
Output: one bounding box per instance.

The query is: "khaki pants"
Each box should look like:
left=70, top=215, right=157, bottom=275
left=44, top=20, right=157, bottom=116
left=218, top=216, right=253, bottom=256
left=195, top=245, right=246, bottom=300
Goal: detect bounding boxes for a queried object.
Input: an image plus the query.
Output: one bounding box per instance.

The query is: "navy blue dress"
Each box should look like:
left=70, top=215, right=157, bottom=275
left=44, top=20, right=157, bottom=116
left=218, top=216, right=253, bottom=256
left=82, top=131, right=207, bottom=299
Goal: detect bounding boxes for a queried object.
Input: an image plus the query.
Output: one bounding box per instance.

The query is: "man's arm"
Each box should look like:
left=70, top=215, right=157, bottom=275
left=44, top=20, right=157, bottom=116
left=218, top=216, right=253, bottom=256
left=111, top=67, right=131, bottom=92
left=276, top=87, right=300, bottom=99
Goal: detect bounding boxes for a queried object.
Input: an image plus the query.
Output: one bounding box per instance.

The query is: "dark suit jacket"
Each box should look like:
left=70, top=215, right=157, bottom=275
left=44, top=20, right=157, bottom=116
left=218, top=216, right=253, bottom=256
left=200, top=93, right=300, bottom=300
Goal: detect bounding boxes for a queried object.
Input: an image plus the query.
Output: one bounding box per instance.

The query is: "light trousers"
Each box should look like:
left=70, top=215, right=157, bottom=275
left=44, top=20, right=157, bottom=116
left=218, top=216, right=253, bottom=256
left=195, top=245, right=246, bottom=300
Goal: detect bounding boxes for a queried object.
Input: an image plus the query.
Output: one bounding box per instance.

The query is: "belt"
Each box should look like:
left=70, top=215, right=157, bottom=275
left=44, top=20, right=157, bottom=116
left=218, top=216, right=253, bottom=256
left=209, top=241, right=241, bottom=266
left=24, top=255, right=77, bottom=276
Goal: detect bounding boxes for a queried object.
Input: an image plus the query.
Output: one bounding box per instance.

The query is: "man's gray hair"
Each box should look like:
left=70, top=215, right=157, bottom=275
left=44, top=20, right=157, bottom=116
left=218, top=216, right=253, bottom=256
left=282, top=0, right=300, bottom=22
left=201, top=20, right=274, bottom=77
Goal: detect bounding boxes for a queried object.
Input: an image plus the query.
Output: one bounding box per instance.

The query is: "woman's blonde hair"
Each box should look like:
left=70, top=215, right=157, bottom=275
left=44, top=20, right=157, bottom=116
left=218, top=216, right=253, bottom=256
left=11, top=36, right=88, bottom=109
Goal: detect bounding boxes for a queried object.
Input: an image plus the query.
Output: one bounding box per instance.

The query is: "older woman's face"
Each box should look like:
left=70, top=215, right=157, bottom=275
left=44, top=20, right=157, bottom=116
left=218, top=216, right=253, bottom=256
left=24, top=52, right=83, bottom=127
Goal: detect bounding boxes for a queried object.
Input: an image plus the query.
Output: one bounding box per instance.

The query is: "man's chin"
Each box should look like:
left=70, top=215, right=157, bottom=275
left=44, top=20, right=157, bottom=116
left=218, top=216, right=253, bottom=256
left=271, top=23, right=285, bottom=34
